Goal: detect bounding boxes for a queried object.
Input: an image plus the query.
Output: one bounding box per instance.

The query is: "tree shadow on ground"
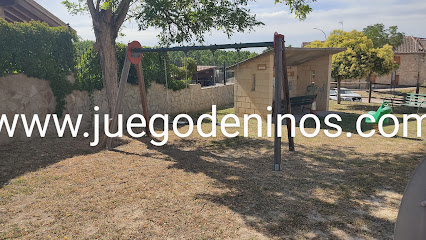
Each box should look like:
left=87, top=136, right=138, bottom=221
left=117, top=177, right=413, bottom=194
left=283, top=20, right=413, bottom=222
left=151, top=137, right=425, bottom=239
left=0, top=136, right=127, bottom=187
left=299, top=105, right=424, bottom=139
left=295, top=112, right=376, bottom=135
left=346, top=103, right=426, bottom=114
left=344, top=104, right=383, bottom=112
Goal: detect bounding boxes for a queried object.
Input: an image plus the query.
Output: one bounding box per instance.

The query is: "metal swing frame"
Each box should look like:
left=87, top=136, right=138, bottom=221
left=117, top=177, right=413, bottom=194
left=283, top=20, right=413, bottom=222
left=106, top=35, right=293, bottom=171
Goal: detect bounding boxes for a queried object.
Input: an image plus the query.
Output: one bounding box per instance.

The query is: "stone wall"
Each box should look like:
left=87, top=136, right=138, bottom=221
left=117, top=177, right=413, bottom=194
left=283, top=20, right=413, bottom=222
left=0, top=74, right=234, bottom=145
left=234, top=53, right=274, bottom=118
left=375, top=53, right=426, bottom=86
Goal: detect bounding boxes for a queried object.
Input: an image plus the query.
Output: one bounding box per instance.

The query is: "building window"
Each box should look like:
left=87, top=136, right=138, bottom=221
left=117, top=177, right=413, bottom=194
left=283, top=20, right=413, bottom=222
left=394, top=56, right=401, bottom=65
left=252, top=74, right=256, bottom=91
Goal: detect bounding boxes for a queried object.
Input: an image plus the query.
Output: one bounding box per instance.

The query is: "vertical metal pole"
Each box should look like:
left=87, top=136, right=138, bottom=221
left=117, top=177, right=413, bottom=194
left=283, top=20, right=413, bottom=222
left=273, top=34, right=283, bottom=171
left=211, top=49, right=216, bottom=85
left=106, top=51, right=131, bottom=149
left=416, top=72, right=420, bottom=94
left=337, top=75, right=342, bottom=104
left=136, top=62, right=151, bottom=137
left=223, top=62, right=226, bottom=85
left=368, top=80, right=372, bottom=104
left=281, top=37, right=295, bottom=152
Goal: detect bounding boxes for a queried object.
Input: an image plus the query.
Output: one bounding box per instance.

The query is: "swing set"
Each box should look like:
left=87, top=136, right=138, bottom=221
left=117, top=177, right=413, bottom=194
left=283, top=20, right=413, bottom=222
left=106, top=33, right=293, bottom=171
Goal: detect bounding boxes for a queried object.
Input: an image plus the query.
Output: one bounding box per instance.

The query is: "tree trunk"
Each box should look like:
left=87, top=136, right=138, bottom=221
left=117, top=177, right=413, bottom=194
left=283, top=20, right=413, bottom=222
left=85, top=1, right=132, bottom=149
left=367, top=73, right=372, bottom=103
left=95, top=24, right=119, bottom=115
left=337, top=75, right=342, bottom=104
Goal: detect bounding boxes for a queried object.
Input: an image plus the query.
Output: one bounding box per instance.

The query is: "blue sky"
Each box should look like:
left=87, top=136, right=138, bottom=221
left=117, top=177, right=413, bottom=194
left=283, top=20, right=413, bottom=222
left=37, top=0, right=426, bottom=52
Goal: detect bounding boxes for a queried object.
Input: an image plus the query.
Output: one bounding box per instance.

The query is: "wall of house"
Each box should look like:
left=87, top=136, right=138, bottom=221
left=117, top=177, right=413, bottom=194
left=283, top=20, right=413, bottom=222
left=287, top=66, right=298, bottom=97
left=0, top=74, right=234, bottom=145
left=375, top=53, right=426, bottom=86
left=294, top=55, right=332, bottom=112
left=234, top=54, right=332, bottom=119
left=234, top=54, right=274, bottom=118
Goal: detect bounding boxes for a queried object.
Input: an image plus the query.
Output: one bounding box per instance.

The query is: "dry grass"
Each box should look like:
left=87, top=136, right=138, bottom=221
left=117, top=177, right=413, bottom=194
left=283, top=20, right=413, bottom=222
left=0, top=101, right=425, bottom=239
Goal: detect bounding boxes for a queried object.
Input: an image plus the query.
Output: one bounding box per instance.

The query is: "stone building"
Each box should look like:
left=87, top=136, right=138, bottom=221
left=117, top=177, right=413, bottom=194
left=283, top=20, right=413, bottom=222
left=375, top=36, right=426, bottom=86
left=229, top=48, right=344, bottom=118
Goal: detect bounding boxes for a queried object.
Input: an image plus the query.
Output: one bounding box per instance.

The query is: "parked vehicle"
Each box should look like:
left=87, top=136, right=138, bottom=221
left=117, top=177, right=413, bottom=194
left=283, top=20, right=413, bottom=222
left=329, top=88, right=362, bottom=101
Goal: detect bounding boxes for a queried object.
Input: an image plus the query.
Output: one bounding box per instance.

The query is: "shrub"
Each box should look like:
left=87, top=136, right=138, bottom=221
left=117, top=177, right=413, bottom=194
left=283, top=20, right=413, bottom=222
left=0, top=19, right=76, bottom=116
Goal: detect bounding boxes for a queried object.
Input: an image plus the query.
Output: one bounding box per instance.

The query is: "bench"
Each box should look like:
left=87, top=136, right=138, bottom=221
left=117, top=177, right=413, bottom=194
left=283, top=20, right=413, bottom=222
left=402, top=93, right=426, bottom=113
left=273, top=95, right=317, bottom=114
left=290, top=95, right=317, bottom=110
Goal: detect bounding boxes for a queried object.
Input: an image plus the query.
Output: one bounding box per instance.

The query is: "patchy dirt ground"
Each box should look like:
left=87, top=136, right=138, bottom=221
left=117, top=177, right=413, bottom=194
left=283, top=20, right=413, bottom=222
left=0, top=101, right=425, bottom=239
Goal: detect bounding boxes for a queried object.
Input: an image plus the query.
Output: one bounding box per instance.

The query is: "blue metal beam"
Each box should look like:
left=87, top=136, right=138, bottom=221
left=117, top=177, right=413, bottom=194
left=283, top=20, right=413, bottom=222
left=132, top=41, right=274, bottom=53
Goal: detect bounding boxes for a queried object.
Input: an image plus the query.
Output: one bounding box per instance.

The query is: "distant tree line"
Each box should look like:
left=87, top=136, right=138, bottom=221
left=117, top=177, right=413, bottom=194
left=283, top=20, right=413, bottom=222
left=74, top=40, right=259, bottom=92
left=168, top=50, right=257, bottom=67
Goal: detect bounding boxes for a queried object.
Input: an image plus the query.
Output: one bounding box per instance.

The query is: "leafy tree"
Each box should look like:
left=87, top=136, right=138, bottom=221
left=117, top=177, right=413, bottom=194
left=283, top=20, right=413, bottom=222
left=169, top=57, right=198, bottom=83
left=62, top=0, right=315, bottom=114
left=363, top=23, right=405, bottom=49
left=186, top=57, right=198, bottom=77
left=370, top=44, right=396, bottom=76
left=307, top=30, right=396, bottom=81
left=275, top=0, right=317, bottom=20
left=168, top=50, right=257, bottom=67
left=306, top=30, right=396, bottom=103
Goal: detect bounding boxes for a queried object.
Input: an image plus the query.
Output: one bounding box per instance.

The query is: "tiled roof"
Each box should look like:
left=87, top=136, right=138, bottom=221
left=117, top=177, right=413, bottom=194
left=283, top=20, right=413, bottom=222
left=1, top=0, right=74, bottom=31
left=227, top=47, right=345, bottom=69
left=395, top=36, right=426, bottom=53
left=301, top=41, right=325, bottom=48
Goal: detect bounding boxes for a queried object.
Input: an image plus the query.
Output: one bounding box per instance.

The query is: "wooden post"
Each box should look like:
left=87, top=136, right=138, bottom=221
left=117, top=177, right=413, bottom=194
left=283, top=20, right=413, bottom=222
left=136, top=62, right=150, bottom=136
left=106, top=52, right=131, bottom=149
left=368, top=80, right=372, bottom=104
left=281, top=38, right=295, bottom=152
left=273, top=33, right=283, bottom=171
left=337, top=75, right=342, bottom=104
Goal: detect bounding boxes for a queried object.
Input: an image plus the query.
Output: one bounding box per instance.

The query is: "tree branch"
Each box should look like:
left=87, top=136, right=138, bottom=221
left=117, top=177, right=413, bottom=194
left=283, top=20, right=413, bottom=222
left=87, top=0, right=98, bottom=18
left=95, top=0, right=101, bottom=11
left=113, top=0, right=132, bottom=33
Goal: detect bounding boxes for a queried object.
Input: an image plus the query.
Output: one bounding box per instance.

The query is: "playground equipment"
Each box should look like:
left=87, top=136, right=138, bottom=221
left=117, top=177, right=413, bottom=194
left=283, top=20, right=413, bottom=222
left=104, top=34, right=294, bottom=171
left=365, top=101, right=392, bottom=124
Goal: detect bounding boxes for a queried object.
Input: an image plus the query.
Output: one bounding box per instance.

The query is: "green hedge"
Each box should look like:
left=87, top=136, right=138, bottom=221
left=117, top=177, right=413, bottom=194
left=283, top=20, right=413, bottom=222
left=0, top=19, right=76, bottom=116
left=0, top=19, right=192, bottom=117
